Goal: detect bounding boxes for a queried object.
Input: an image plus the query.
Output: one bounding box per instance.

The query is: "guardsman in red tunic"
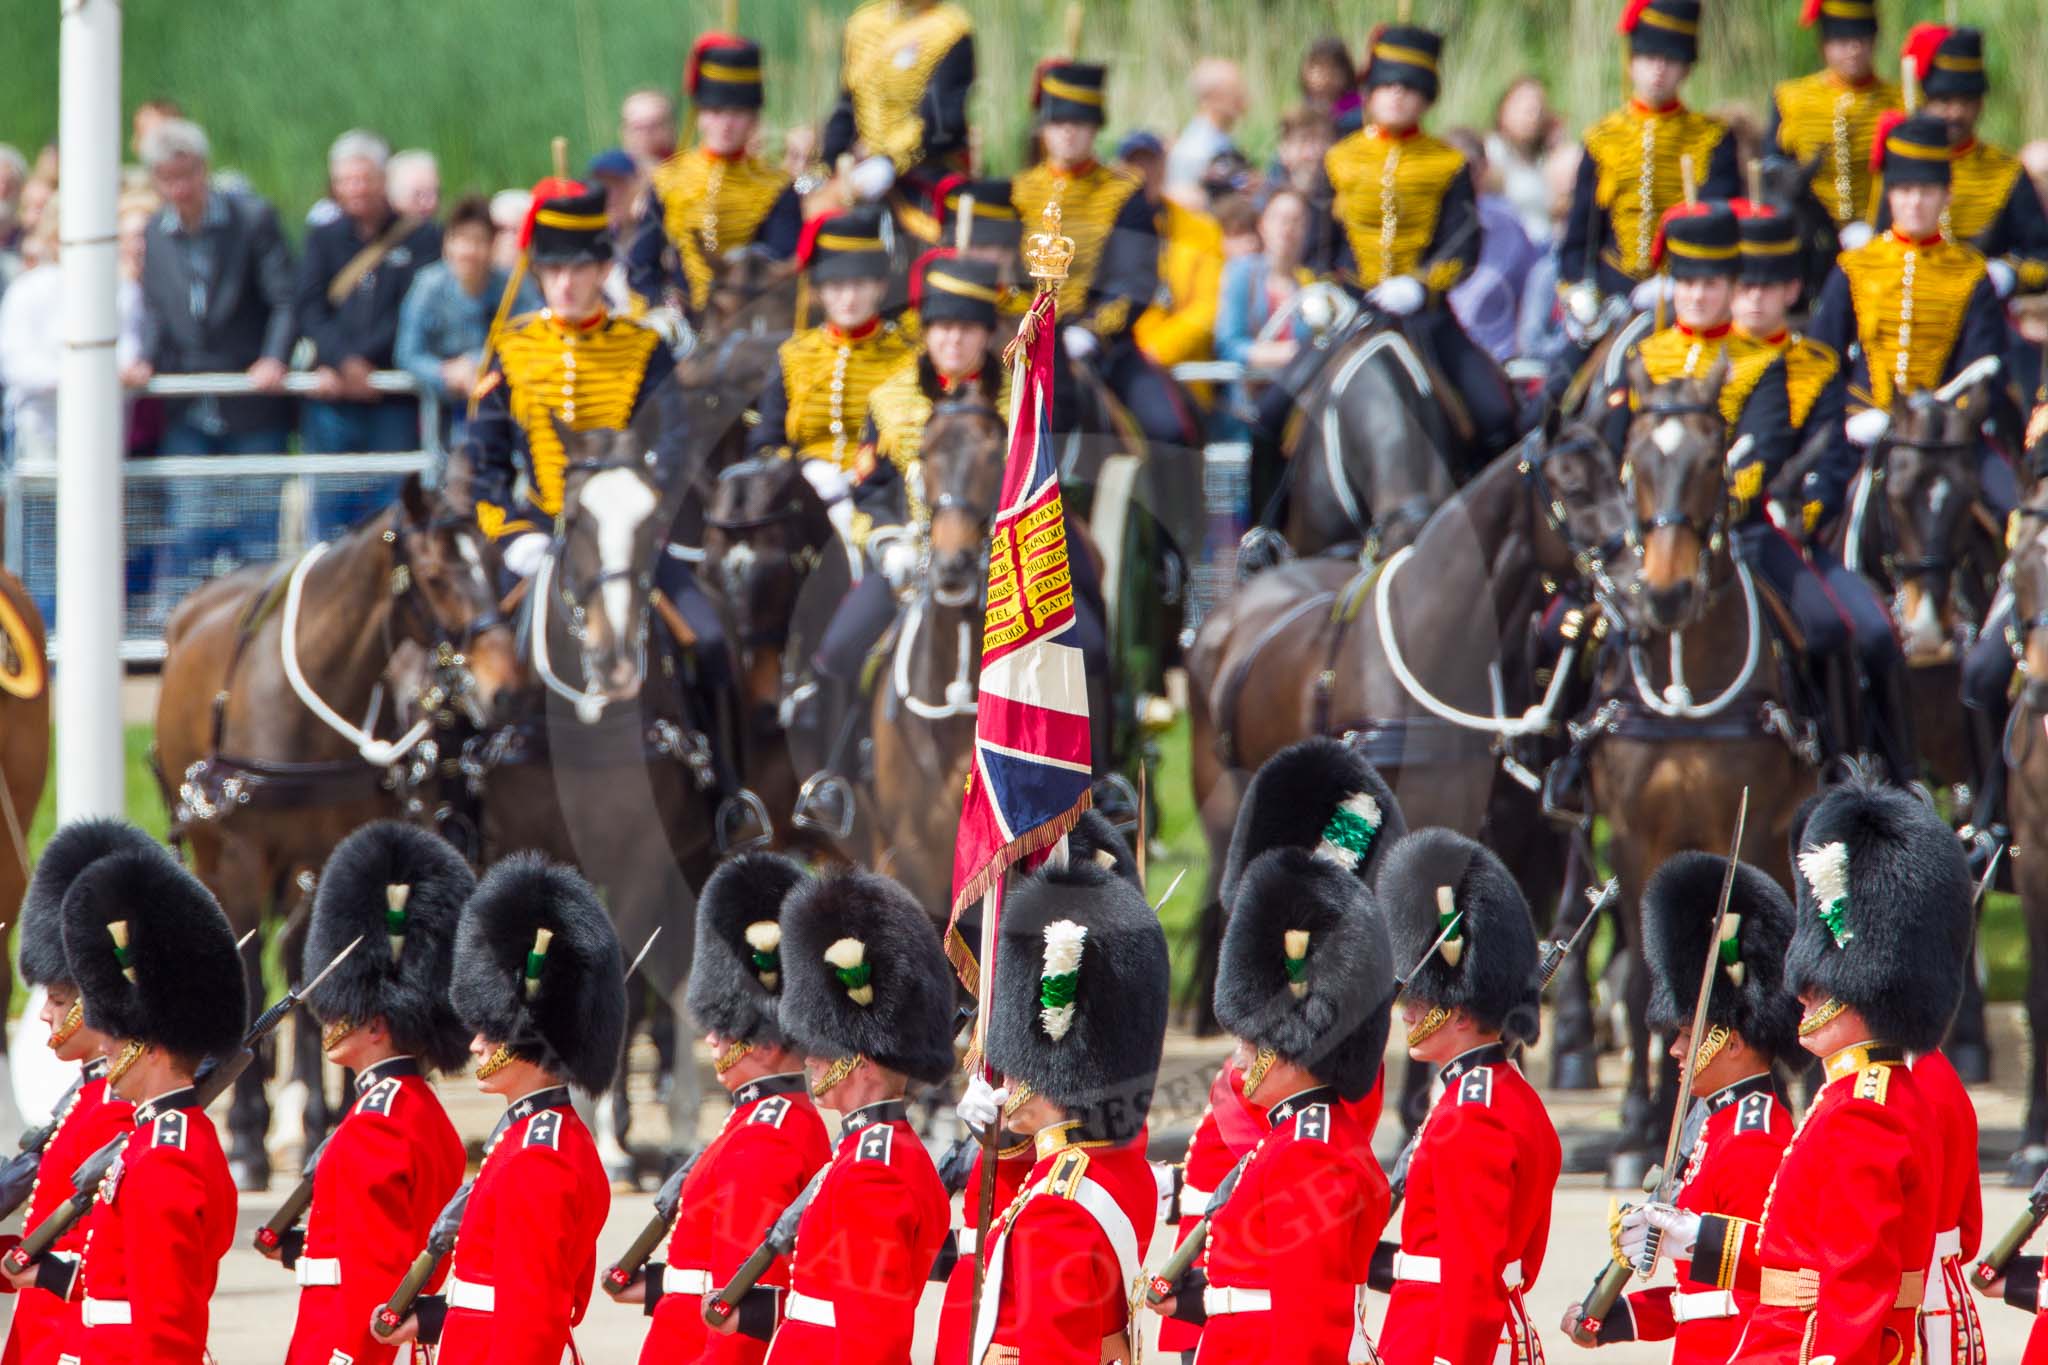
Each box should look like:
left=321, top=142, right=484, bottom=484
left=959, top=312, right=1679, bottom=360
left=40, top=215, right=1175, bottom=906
left=612, top=852, right=831, bottom=1361
left=1150, top=739, right=1401, bottom=1364
left=22, top=838, right=245, bottom=1364
left=1632, top=776, right=1969, bottom=1365
left=969, top=830, right=1171, bottom=1365
left=1565, top=853, right=1800, bottom=1360
left=735, top=871, right=951, bottom=1364
left=1913, top=1047, right=1987, bottom=1365
left=938, top=810, right=1140, bottom=1365
left=265, top=822, right=471, bottom=1365
left=1149, top=739, right=1401, bottom=1364
left=378, top=854, right=623, bottom=1365
left=1372, top=829, right=1562, bottom=1365
left=0, top=821, right=150, bottom=1365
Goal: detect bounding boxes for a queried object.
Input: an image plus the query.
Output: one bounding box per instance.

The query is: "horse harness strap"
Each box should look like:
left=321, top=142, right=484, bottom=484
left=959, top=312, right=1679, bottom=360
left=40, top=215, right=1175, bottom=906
left=1312, top=562, right=1386, bottom=736
left=1212, top=587, right=1338, bottom=771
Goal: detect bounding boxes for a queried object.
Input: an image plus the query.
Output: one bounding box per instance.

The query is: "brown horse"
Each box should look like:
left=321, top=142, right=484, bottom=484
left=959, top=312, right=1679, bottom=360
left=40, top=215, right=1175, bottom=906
left=1586, top=365, right=1819, bottom=1180
left=1187, top=415, right=1627, bottom=1123
left=1998, top=471, right=2048, bottom=1182
left=0, top=569, right=50, bottom=1141
left=154, top=469, right=518, bottom=1188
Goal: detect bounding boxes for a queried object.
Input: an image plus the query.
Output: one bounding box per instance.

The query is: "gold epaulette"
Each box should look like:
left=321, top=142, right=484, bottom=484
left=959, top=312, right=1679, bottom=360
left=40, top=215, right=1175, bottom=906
left=1325, top=129, right=1468, bottom=288
left=1012, top=163, right=1143, bottom=318
left=1855, top=1064, right=1892, bottom=1104
left=1948, top=141, right=2023, bottom=245
left=1044, top=1146, right=1092, bottom=1198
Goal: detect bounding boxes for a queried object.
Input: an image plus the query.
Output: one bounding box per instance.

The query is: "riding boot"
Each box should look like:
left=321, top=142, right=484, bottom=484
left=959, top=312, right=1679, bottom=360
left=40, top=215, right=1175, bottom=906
left=793, top=700, right=864, bottom=841
left=1863, top=663, right=1920, bottom=788
left=700, top=683, right=771, bottom=853
left=1963, top=707, right=2011, bottom=878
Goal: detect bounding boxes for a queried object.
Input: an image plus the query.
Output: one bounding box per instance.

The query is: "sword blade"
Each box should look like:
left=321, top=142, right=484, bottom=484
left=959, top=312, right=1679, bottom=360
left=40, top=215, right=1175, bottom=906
left=625, top=927, right=662, bottom=981
left=295, top=934, right=366, bottom=999
left=1395, top=909, right=1465, bottom=994
left=1150, top=869, right=1187, bottom=915
left=1663, top=789, right=1749, bottom=1182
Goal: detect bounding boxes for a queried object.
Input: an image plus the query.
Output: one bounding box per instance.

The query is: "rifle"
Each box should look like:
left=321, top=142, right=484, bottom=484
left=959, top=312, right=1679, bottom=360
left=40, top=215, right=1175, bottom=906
left=1975, top=1165, right=2048, bottom=1290
left=602, top=1148, right=702, bottom=1297
left=3, top=935, right=365, bottom=1274
left=253, top=1131, right=333, bottom=1257
left=0, top=1070, right=91, bottom=1219
left=372, top=1181, right=471, bottom=1338
left=702, top=1166, right=828, bottom=1327
left=1571, top=793, right=1747, bottom=1345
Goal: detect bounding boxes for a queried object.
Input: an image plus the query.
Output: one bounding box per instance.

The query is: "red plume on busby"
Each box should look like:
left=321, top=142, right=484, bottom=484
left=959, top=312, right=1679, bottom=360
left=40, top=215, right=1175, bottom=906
left=517, top=176, right=588, bottom=251
left=1869, top=109, right=1907, bottom=173
left=907, top=247, right=948, bottom=311
left=684, top=30, right=739, bottom=98
left=1901, top=23, right=1949, bottom=87
left=1799, top=0, right=1825, bottom=25
left=1650, top=200, right=1708, bottom=269
left=1029, top=56, right=1062, bottom=113
left=1618, top=0, right=1655, bottom=34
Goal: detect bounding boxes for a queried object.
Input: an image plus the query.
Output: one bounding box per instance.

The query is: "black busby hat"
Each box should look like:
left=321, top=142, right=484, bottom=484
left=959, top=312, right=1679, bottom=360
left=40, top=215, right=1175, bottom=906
left=305, top=821, right=475, bottom=1074
left=1785, top=777, right=1970, bottom=1052
left=20, top=819, right=162, bottom=990
left=452, top=853, right=626, bottom=1094
left=1906, top=24, right=1987, bottom=102
left=796, top=206, right=891, bottom=283
left=1875, top=112, right=1953, bottom=189
left=984, top=859, right=1168, bottom=1141
left=1378, top=828, right=1539, bottom=1038
left=1364, top=26, right=1444, bottom=103
left=1642, top=853, right=1803, bottom=1063
left=1802, top=0, right=1878, bottom=41
left=776, top=871, right=956, bottom=1085
left=1654, top=202, right=1740, bottom=279
left=526, top=187, right=612, bottom=266
left=1216, top=847, right=1393, bottom=1101
left=913, top=251, right=1001, bottom=329
left=1221, top=738, right=1406, bottom=908
left=686, top=32, right=765, bottom=111
left=1034, top=61, right=1108, bottom=127
left=1064, top=808, right=1142, bottom=890
left=687, top=851, right=812, bottom=1050
left=935, top=176, right=1023, bottom=250
left=62, top=845, right=248, bottom=1060
left=1735, top=205, right=1804, bottom=285
left=1619, top=0, right=1702, bottom=64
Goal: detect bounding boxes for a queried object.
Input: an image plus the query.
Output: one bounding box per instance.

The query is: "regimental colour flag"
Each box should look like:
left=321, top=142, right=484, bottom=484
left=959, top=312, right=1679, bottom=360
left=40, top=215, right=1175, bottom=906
left=947, top=287, right=1093, bottom=989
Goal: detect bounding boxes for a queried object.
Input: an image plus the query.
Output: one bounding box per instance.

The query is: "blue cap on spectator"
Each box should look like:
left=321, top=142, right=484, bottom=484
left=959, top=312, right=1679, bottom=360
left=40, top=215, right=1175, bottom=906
left=585, top=148, right=636, bottom=181
left=1116, top=130, right=1165, bottom=162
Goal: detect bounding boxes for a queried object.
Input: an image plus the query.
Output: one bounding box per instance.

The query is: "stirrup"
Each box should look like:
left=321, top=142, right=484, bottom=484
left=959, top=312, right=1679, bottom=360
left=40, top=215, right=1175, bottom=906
left=792, top=772, right=857, bottom=841
left=714, top=789, right=774, bottom=853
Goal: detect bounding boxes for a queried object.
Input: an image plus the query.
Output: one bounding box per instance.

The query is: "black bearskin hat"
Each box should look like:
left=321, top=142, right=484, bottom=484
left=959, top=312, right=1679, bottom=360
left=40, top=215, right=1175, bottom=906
left=63, top=845, right=248, bottom=1060
left=1642, top=852, right=1803, bottom=1063
left=776, top=871, right=956, bottom=1085
left=452, top=853, right=626, bottom=1094
left=985, top=858, right=1168, bottom=1141
left=1216, top=846, right=1393, bottom=1101
left=21, top=819, right=162, bottom=990
left=688, top=851, right=812, bottom=1050
left=305, top=821, right=475, bottom=1074
left=1785, top=778, right=1969, bottom=1052
left=1221, top=738, right=1406, bottom=907
left=1378, top=828, right=1539, bottom=1038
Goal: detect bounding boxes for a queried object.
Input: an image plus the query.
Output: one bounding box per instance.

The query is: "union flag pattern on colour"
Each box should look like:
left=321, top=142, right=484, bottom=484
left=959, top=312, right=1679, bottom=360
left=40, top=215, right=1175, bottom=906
left=947, top=291, right=1093, bottom=988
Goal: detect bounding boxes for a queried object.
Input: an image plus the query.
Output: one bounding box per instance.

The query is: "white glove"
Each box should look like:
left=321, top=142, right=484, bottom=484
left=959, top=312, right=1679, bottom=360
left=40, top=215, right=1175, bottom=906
left=1152, top=1162, right=1178, bottom=1199
left=799, top=459, right=853, bottom=505
left=1062, top=325, right=1100, bottom=362
left=1766, top=499, right=1796, bottom=533
left=502, top=531, right=549, bottom=580
left=1368, top=274, right=1426, bottom=317
left=1642, top=1202, right=1701, bottom=1259
left=1989, top=259, right=2018, bottom=299
left=848, top=154, right=897, bottom=202
left=1629, top=275, right=1673, bottom=313
left=956, top=1074, right=1009, bottom=1132
left=878, top=537, right=920, bottom=591
left=1845, top=407, right=1893, bottom=448
left=1838, top=221, right=1875, bottom=252
left=1617, top=1202, right=1654, bottom=1266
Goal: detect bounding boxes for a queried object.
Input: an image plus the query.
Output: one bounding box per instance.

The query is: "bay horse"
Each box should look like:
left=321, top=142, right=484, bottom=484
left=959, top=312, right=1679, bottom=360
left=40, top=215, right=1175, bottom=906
left=1998, top=471, right=2048, bottom=1182
left=1186, top=413, right=1627, bottom=1122
left=1584, top=364, right=1820, bottom=1182
left=0, top=568, right=50, bottom=1143
left=154, top=467, right=518, bottom=1188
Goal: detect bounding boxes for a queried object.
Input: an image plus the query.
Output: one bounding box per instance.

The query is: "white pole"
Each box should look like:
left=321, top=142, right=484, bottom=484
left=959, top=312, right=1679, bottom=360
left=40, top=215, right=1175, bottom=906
left=56, top=0, right=125, bottom=821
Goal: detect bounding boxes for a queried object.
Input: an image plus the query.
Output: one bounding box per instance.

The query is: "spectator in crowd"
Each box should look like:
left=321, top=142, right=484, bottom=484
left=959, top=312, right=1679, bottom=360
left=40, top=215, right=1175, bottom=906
left=1216, top=194, right=1262, bottom=258
left=1216, top=188, right=1314, bottom=370
left=294, top=129, right=441, bottom=531
left=1517, top=143, right=1588, bottom=364
left=1268, top=105, right=1339, bottom=269
left=488, top=188, right=531, bottom=273
left=783, top=123, right=819, bottom=184
left=0, top=144, right=28, bottom=294
left=385, top=149, right=441, bottom=220
left=0, top=197, right=145, bottom=462
left=130, top=97, right=183, bottom=160
left=1299, top=36, right=1361, bottom=132
left=584, top=148, right=641, bottom=311
left=1166, top=58, right=1248, bottom=204
left=1127, top=132, right=1227, bottom=385
left=620, top=88, right=679, bottom=172
left=395, top=194, right=532, bottom=447
left=1200, top=148, right=1261, bottom=207
left=117, top=189, right=165, bottom=456
left=132, top=117, right=296, bottom=454
left=1444, top=128, right=1540, bottom=364
left=1486, top=75, right=1562, bottom=244
left=2022, top=140, right=2048, bottom=203
left=17, top=176, right=54, bottom=258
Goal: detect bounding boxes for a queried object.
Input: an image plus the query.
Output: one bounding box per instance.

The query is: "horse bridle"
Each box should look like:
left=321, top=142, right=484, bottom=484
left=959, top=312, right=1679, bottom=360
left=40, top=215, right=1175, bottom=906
left=922, top=396, right=1004, bottom=531
left=2003, top=502, right=2048, bottom=668
left=1869, top=428, right=1982, bottom=585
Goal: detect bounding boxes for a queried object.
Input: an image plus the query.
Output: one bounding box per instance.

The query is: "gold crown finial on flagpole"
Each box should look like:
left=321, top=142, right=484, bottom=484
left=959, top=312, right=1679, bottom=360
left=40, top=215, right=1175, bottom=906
left=1024, top=201, right=1075, bottom=287
left=551, top=136, right=569, bottom=180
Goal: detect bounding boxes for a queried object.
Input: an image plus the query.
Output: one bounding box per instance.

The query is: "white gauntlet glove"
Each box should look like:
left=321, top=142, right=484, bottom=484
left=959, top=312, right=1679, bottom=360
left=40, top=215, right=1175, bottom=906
left=1845, top=408, right=1893, bottom=448
left=848, top=155, right=898, bottom=202
left=956, top=1074, right=1009, bottom=1132
left=1629, top=275, right=1673, bottom=313
left=1368, top=274, right=1426, bottom=317
left=1062, top=325, right=1100, bottom=362
left=502, top=531, right=550, bottom=580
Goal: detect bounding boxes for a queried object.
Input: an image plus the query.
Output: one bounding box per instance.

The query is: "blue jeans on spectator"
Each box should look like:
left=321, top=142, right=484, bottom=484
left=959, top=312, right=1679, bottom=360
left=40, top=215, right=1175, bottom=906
left=155, top=418, right=291, bottom=595
left=299, top=397, right=417, bottom=538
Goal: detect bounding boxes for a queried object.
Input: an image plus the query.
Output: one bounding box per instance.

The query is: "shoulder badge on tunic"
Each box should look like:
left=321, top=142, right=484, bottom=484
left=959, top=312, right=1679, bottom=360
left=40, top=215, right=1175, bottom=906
left=1294, top=1103, right=1332, bottom=1143
left=525, top=1109, right=563, bottom=1150
left=1455, top=1068, right=1495, bottom=1108
left=151, top=1110, right=187, bottom=1151
left=357, top=1078, right=401, bottom=1118
left=751, top=1095, right=792, bottom=1129
left=1046, top=1147, right=1091, bottom=1198
left=856, top=1123, right=894, bottom=1163
left=1734, top=1092, right=1775, bottom=1134
left=1855, top=1065, right=1892, bottom=1104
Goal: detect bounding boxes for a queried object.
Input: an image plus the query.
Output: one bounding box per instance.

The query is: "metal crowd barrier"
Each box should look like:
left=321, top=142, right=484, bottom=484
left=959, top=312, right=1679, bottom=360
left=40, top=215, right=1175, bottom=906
left=3, top=369, right=441, bottom=663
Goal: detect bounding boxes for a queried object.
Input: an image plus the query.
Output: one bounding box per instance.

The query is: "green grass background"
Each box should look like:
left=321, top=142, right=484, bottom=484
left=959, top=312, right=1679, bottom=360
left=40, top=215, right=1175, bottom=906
left=3, top=1, right=2041, bottom=228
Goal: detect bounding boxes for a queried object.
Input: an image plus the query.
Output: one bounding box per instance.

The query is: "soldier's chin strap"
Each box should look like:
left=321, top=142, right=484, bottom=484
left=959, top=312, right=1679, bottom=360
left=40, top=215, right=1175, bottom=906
left=811, top=1054, right=864, bottom=1099
left=47, top=1000, right=83, bottom=1051
left=320, top=1017, right=357, bottom=1052
left=474, top=1042, right=519, bottom=1081
left=1797, top=997, right=1847, bottom=1037
left=1239, top=1048, right=1278, bottom=1101
left=999, top=1081, right=1036, bottom=1120
left=1405, top=1006, right=1452, bottom=1048
left=105, top=1039, right=145, bottom=1087
left=1692, top=1023, right=1733, bottom=1075
left=713, top=1040, right=753, bottom=1076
